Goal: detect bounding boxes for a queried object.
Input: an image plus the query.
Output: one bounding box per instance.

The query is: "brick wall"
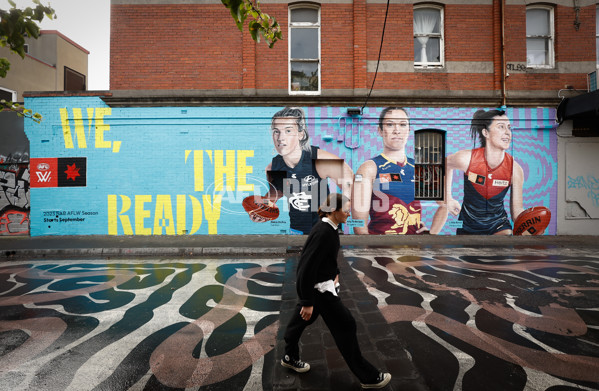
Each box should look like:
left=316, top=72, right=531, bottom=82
left=110, top=1, right=594, bottom=103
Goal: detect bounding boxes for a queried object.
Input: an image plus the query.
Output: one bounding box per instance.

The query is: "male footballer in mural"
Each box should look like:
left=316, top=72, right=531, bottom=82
left=352, top=107, right=439, bottom=234
left=439, top=109, right=526, bottom=235
left=245, top=107, right=353, bottom=234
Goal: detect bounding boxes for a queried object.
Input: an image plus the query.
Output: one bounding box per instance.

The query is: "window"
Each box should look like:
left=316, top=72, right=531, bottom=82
left=413, top=5, right=444, bottom=67
left=23, top=44, right=29, bottom=54
left=64, top=67, right=86, bottom=91
left=526, top=5, right=554, bottom=68
left=414, top=129, right=445, bottom=200
left=0, top=87, right=17, bottom=101
left=289, top=5, right=320, bottom=94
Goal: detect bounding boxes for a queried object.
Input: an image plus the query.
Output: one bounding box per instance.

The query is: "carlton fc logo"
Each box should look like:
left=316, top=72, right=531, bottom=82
left=289, top=192, right=311, bottom=211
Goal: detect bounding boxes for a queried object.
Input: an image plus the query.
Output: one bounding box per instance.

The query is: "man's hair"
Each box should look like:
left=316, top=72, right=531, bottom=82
left=470, top=109, right=506, bottom=148
left=318, top=193, right=350, bottom=218
left=378, top=107, right=409, bottom=130
left=271, top=107, right=311, bottom=153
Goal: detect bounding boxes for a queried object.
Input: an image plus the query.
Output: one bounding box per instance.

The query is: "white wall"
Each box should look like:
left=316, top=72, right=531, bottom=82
left=557, top=120, right=599, bottom=234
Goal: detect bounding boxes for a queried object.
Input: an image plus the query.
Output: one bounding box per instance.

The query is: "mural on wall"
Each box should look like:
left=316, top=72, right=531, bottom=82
left=435, top=109, right=529, bottom=235
left=0, top=111, right=30, bottom=236
left=243, top=107, right=352, bottom=235
left=0, top=164, right=30, bottom=235
left=352, top=107, right=427, bottom=235
left=23, top=97, right=557, bottom=236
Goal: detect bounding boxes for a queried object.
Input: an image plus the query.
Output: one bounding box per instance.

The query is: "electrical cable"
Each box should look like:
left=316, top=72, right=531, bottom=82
left=361, top=0, right=391, bottom=113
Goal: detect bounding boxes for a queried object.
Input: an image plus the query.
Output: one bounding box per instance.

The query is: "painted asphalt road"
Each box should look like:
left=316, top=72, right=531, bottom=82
left=0, top=246, right=598, bottom=390
left=345, top=246, right=599, bottom=391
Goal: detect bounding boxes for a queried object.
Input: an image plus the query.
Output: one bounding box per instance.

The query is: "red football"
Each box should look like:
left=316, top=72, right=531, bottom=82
left=242, top=195, right=279, bottom=222
left=513, top=206, right=551, bottom=235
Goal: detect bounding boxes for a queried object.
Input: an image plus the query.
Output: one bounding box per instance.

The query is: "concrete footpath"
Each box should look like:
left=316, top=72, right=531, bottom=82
left=2, top=234, right=599, bottom=259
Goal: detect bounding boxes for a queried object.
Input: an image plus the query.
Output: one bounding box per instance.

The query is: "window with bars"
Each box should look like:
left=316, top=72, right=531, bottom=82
left=414, top=129, right=445, bottom=200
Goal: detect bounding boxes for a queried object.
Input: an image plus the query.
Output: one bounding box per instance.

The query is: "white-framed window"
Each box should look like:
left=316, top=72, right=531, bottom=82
left=596, top=5, right=599, bottom=68
left=413, top=4, right=444, bottom=68
left=0, top=87, right=17, bottom=102
left=414, top=129, right=445, bottom=200
left=526, top=5, right=554, bottom=68
left=289, top=5, right=320, bottom=95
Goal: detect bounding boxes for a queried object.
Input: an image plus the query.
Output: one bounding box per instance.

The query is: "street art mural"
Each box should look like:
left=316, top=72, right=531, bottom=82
left=0, top=164, right=30, bottom=235
left=23, top=96, right=557, bottom=236
left=0, top=111, right=30, bottom=236
left=346, top=248, right=599, bottom=390
left=0, top=259, right=284, bottom=390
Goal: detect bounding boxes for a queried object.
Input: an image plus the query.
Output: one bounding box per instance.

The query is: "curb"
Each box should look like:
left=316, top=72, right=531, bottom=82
left=1, top=246, right=293, bottom=260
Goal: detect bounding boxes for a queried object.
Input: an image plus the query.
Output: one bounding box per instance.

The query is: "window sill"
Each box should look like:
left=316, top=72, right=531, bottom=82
left=414, top=65, right=445, bottom=72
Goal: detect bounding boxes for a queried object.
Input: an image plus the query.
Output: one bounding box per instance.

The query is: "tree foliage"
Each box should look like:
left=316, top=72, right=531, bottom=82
left=0, top=0, right=55, bottom=122
left=221, top=0, right=282, bottom=48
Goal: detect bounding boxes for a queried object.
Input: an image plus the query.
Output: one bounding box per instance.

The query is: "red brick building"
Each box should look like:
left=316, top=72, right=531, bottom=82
left=109, top=0, right=596, bottom=107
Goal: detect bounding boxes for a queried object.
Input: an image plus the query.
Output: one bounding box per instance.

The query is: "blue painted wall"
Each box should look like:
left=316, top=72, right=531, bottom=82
left=24, top=96, right=557, bottom=235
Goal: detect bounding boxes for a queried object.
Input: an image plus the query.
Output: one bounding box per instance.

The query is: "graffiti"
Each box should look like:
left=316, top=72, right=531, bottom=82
left=346, top=248, right=599, bottom=390
left=0, top=259, right=284, bottom=390
left=568, top=175, right=599, bottom=207
left=506, top=63, right=527, bottom=72
left=0, top=164, right=30, bottom=235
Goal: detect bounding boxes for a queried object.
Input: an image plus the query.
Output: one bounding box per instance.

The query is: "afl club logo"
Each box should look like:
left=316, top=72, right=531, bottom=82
left=36, top=162, right=52, bottom=182
left=302, top=175, right=318, bottom=186
left=289, top=192, right=312, bottom=211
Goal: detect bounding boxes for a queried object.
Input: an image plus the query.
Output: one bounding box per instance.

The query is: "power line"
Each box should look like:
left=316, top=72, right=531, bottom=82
left=360, top=0, right=391, bottom=113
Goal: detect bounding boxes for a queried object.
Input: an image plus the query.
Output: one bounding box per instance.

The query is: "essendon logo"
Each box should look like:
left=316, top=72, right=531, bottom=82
left=31, top=157, right=87, bottom=188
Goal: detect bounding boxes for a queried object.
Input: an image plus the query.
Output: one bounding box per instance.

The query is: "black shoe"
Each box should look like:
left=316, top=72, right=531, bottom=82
left=280, top=355, right=310, bottom=373
left=360, top=372, right=391, bottom=389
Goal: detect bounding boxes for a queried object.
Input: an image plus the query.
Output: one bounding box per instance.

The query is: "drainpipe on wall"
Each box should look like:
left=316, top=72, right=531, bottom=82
left=501, top=0, right=507, bottom=107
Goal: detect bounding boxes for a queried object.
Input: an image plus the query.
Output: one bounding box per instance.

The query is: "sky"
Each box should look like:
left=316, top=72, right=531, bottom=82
left=9, top=0, right=110, bottom=90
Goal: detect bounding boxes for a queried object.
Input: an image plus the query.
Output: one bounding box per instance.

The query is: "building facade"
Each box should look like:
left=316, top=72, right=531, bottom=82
left=0, top=30, right=88, bottom=236
left=18, top=0, right=599, bottom=236
left=0, top=30, right=88, bottom=101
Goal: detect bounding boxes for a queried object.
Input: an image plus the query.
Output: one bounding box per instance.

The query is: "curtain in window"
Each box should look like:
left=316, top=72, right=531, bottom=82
left=414, top=9, right=439, bottom=63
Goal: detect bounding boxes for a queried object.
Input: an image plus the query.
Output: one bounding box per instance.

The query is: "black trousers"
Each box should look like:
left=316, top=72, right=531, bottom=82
left=283, top=290, right=379, bottom=383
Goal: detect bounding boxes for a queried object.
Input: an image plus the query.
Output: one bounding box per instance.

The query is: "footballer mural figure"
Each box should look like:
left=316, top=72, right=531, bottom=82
left=244, top=107, right=353, bottom=234
left=352, top=107, right=433, bottom=235
left=440, top=109, right=525, bottom=235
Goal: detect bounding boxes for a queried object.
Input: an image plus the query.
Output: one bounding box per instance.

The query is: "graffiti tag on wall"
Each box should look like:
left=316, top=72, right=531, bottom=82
left=568, top=174, right=599, bottom=208
left=0, top=164, right=30, bottom=235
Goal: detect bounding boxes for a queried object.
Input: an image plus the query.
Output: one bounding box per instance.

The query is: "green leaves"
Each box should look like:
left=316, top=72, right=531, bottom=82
left=221, top=0, right=282, bottom=48
left=0, top=1, right=54, bottom=122
left=1, top=100, right=43, bottom=123
left=0, top=0, right=55, bottom=76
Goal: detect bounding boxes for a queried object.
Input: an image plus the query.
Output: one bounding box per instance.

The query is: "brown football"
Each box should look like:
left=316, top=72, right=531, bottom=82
left=513, top=206, right=551, bottom=235
left=242, top=195, right=279, bottom=221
